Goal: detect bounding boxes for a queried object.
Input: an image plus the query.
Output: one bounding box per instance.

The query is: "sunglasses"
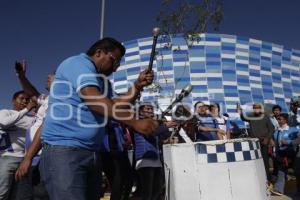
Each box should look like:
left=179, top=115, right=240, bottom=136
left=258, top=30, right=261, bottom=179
left=108, top=52, right=120, bottom=69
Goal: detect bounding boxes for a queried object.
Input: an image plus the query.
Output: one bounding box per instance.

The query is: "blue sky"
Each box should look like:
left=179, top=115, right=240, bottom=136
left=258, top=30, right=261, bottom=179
left=0, top=0, right=300, bottom=109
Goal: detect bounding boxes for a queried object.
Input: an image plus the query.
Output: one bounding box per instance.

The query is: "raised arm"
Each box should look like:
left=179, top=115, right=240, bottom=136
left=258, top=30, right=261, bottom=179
left=80, top=86, right=158, bottom=135
left=0, top=101, right=35, bottom=129
left=15, top=61, right=40, bottom=99
left=113, top=69, right=153, bottom=104
left=237, top=104, right=250, bottom=122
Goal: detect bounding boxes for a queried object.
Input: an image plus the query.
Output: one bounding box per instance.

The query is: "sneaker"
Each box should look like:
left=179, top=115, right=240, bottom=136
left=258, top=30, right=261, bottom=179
left=270, top=189, right=283, bottom=196
left=267, top=182, right=273, bottom=190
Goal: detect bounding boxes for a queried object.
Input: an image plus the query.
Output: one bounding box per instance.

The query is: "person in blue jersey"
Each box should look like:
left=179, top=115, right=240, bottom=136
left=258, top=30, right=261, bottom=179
left=134, top=103, right=173, bottom=200
left=194, top=101, right=225, bottom=141
left=29, top=38, right=158, bottom=200
left=100, top=118, right=133, bottom=200
left=270, top=113, right=299, bottom=196
left=269, top=105, right=282, bottom=179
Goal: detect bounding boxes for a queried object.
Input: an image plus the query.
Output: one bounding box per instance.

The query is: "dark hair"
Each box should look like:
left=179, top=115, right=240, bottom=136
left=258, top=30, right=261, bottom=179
left=252, top=103, right=262, bottom=108
left=194, top=101, right=204, bottom=109
left=175, top=105, right=192, bottom=118
left=139, top=103, right=154, bottom=111
left=278, top=113, right=289, bottom=122
left=86, top=37, right=126, bottom=57
left=12, top=90, right=25, bottom=100
left=272, top=105, right=282, bottom=112
left=209, top=103, right=220, bottom=112
left=223, top=113, right=229, bottom=118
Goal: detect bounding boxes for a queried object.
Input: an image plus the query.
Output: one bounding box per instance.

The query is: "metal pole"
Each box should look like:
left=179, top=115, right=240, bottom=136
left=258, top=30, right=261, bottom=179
left=100, top=0, right=105, bottom=39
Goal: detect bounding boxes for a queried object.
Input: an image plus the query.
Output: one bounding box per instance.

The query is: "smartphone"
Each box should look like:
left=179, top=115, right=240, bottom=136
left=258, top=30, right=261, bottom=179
left=15, top=61, right=23, bottom=72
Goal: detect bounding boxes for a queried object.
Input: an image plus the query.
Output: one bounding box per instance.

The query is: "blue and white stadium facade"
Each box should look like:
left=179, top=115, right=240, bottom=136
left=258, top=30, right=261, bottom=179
left=110, top=33, right=300, bottom=116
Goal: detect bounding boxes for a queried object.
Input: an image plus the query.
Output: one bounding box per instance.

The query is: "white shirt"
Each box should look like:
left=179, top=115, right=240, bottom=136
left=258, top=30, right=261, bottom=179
left=270, top=116, right=279, bottom=131
left=0, top=108, right=34, bottom=157
left=29, top=96, right=48, bottom=142
left=214, top=116, right=229, bottom=140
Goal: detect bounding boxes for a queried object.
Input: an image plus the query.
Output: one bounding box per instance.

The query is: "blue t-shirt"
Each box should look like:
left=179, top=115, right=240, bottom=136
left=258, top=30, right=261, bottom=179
left=196, top=114, right=219, bottom=141
left=273, top=126, right=299, bottom=152
left=42, top=53, right=112, bottom=150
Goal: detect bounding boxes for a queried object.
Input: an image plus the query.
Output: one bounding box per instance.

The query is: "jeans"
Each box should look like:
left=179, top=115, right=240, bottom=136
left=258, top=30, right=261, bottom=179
left=28, top=165, right=49, bottom=200
left=274, top=170, right=285, bottom=194
left=39, top=144, right=102, bottom=200
left=273, top=150, right=296, bottom=194
left=0, top=156, right=33, bottom=200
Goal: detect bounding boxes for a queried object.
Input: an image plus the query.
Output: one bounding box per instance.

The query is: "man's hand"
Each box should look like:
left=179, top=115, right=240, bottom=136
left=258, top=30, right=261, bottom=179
left=15, top=60, right=26, bottom=77
left=217, top=129, right=226, bottom=136
left=15, top=157, right=32, bottom=181
left=280, top=139, right=289, bottom=145
left=135, top=69, right=154, bottom=90
left=26, top=98, right=37, bottom=111
left=262, top=138, right=270, bottom=146
left=132, top=118, right=158, bottom=136
left=164, top=120, right=178, bottom=128
left=269, top=139, right=275, bottom=147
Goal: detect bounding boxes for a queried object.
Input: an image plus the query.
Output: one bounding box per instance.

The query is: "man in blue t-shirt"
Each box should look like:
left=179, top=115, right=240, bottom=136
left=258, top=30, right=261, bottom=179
left=194, top=101, right=225, bottom=141
left=24, top=38, right=158, bottom=200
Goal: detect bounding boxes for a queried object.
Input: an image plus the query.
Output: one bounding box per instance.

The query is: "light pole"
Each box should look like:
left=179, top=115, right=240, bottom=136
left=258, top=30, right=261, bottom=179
left=100, top=0, right=105, bottom=39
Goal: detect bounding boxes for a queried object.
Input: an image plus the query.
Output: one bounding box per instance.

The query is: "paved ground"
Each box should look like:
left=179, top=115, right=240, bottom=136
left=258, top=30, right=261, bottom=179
left=101, top=195, right=299, bottom=200
left=271, top=191, right=299, bottom=200
left=100, top=180, right=300, bottom=200
left=271, top=187, right=300, bottom=199
left=100, top=193, right=300, bottom=200
left=270, top=179, right=300, bottom=200
left=101, top=188, right=300, bottom=200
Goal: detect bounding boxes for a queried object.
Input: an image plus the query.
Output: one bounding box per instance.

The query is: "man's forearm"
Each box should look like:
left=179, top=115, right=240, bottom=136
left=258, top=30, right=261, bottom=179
left=18, top=75, right=40, bottom=98
left=81, top=86, right=137, bottom=127
left=24, top=125, right=43, bottom=161
left=0, top=108, right=29, bottom=129
left=114, top=81, right=142, bottom=104
left=198, top=126, right=219, bottom=132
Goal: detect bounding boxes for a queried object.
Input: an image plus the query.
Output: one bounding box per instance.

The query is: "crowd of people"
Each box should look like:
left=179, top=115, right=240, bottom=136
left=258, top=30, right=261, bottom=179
left=0, top=37, right=300, bottom=200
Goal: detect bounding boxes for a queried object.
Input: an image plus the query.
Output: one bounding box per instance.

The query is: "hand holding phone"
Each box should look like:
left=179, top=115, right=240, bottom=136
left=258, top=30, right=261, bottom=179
left=15, top=60, right=26, bottom=76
